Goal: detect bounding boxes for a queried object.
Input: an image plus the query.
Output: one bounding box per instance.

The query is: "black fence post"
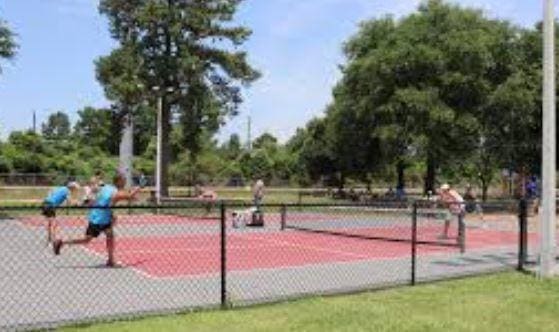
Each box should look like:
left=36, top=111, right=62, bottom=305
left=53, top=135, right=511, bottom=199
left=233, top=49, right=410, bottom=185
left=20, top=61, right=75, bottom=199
left=411, top=201, right=418, bottom=286
left=518, top=199, right=528, bottom=271
left=220, top=202, right=227, bottom=308
left=458, top=210, right=466, bottom=254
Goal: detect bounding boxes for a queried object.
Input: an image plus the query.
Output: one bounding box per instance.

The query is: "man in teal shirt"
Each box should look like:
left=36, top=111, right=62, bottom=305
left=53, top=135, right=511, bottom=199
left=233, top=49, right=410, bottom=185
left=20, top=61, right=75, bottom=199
left=42, top=181, right=80, bottom=244
left=53, top=174, right=140, bottom=267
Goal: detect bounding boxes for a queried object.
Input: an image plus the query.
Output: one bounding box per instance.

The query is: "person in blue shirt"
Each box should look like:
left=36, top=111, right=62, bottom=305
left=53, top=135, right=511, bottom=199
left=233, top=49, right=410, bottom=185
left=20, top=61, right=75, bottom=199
left=42, top=181, right=80, bottom=244
left=53, top=173, right=140, bottom=267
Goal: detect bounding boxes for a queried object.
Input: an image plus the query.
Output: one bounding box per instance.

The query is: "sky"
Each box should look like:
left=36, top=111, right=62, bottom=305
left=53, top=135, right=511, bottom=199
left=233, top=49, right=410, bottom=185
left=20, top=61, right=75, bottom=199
left=0, top=0, right=551, bottom=143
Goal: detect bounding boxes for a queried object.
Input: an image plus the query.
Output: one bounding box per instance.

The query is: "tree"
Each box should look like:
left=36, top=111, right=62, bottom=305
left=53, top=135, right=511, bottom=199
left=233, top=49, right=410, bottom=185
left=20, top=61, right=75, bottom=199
left=295, top=118, right=338, bottom=186
left=0, top=19, right=16, bottom=73
left=253, top=133, right=278, bottom=151
left=42, top=111, right=71, bottom=140
left=334, top=0, right=521, bottom=193
left=98, top=0, right=260, bottom=197
left=4, top=131, right=46, bottom=173
left=221, top=133, right=243, bottom=160
left=74, top=107, right=120, bottom=154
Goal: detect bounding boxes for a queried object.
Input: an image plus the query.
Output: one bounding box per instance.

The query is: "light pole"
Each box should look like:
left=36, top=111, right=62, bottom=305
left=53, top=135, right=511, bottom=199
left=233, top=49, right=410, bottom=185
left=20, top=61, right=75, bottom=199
left=153, top=86, right=163, bottom=205
left=153, top=86, right=174, bottom=205
left=540, top=0, right=556, bottom=277
left=119, top=109, right=134, bottom=189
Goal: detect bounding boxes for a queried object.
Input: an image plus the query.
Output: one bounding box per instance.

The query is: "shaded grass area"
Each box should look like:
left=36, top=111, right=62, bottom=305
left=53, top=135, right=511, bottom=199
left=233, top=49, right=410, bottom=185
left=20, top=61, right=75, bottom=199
left=63, top=273, right=559, bottom=332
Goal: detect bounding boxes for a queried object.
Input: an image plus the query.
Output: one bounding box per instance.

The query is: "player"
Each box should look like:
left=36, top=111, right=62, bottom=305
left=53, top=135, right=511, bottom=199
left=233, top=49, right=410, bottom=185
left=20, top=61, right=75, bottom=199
left=42, top=181, right=80, bottom=244
left=82, top=175, right=103, bottom=205
left=463, top=184, right=485, bottom=227
left=52, top=173, right=140, bottom=267
left=438, top=183, right=465, bottom=240
left=253, top=178, right=265, bottom=212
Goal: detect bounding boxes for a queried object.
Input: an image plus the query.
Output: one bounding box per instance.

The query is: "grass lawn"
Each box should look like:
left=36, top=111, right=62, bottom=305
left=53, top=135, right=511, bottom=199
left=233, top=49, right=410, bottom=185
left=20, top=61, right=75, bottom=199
left=63, top=273, right=559, bottom=332
left=0, top=187, right=338, bottom=206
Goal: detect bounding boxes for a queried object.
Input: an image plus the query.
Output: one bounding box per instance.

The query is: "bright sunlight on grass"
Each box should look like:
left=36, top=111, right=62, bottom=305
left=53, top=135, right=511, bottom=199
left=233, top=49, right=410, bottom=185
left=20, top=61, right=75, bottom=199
left=64, top=273, right=559, bottom=332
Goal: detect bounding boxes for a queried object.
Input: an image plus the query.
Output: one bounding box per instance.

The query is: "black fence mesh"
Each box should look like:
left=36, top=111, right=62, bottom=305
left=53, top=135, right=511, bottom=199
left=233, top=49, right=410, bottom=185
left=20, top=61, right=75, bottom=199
left=0, top=200, right=528, bottom=330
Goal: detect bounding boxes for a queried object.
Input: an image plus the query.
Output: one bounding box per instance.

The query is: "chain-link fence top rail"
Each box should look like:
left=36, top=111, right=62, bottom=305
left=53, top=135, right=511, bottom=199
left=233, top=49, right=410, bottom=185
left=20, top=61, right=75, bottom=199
left=0, top=200, right=528, bottom=330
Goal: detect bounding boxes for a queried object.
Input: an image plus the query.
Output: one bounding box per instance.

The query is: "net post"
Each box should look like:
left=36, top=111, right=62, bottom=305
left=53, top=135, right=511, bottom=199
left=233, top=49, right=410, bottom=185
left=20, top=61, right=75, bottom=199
left=280, top=204, right=287, bottom=230
left=518, top=198, right=528, bottom=271
left=220, top=201, right=227, bottom=308
left=411, top=200, right=418, bottom=286
left=458, top=207, right=466, bottom=254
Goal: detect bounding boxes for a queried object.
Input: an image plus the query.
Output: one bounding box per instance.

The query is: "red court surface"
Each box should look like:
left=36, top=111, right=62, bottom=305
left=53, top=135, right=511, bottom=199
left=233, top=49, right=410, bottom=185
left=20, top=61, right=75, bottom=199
left=84, top=227, right=533, bottom=278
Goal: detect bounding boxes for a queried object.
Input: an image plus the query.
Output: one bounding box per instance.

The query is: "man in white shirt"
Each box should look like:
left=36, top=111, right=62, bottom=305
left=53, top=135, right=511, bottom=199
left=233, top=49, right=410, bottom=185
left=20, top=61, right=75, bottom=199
left=439, top=183, right=465, bottom=240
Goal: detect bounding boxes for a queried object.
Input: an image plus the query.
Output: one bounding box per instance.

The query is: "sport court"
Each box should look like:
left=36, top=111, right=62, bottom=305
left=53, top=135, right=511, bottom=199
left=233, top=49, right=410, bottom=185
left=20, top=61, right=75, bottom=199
left=0, top=207, right=527, bottom=329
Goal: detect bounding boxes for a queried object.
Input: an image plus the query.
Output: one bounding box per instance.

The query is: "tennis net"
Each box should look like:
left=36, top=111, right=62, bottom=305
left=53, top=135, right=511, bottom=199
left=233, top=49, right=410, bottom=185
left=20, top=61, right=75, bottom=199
left=280, top=205, right=465, bottom=249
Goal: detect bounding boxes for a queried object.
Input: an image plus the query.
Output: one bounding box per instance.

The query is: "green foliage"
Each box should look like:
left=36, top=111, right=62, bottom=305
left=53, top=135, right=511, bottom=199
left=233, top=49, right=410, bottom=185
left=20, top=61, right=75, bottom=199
left=0, top=1, right=550, bottom=194
left=315, top=0, right=542, bottom=193
left=41, top=111, right=71, bottom=140
left=74, top=107, right=120, bottom=155
left=0, top=19, right=17, bottom=73
left=97, top=0, right=260, bottom=193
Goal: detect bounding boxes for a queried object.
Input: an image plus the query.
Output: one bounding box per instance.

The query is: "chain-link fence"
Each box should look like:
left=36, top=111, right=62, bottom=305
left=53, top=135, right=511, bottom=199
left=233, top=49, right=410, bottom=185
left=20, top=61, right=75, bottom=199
left=0, top=199, right=528, bottom=330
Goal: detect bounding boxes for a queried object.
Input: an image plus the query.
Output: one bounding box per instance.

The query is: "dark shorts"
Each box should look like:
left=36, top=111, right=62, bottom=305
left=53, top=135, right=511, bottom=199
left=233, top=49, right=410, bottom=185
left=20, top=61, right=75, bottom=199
left=86, top=223, right=113, bottom=238
left=41, top=204, right=56, bottom=218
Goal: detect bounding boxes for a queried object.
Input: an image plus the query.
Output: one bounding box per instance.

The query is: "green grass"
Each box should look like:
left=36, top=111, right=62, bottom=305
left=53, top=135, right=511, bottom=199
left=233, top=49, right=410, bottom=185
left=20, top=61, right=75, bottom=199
left=0, top=187, right=339, bottom=206
left=62, top=273, right=559, bottom=332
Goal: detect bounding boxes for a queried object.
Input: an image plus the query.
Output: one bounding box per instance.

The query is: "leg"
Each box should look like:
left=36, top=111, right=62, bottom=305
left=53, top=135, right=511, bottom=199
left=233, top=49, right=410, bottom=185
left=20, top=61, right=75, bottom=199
left=458, top=213, right=466, bottom=253
left=476, top=203, right=485, bottom=225
left=440, top=211, right=451, bottom=239
left=53, top=223, right=99, bottom=255
left=49, top=219, right=58, bottom=243
left=105, top=226, right=115, bottom=267
left=46, top=218, right=52, bottom=244
left=53, top=235, right=95, bottom=255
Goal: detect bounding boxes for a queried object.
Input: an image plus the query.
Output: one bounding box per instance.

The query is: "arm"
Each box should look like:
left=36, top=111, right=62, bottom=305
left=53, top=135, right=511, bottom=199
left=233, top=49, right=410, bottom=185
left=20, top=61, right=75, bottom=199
left=111, top=187, right=142, bottom=205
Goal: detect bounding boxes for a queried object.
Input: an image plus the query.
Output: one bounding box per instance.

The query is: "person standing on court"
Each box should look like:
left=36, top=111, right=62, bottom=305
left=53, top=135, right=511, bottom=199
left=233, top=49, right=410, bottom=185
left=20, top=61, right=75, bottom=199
left=53, top=173, right=140, bottom=267
left=253, top=178, right=265, bottom=212
left=463, top=184, right=485, bottom=226
left=42, top=180, right=80, bottom=244
left=438, top=183, right=465, bottom=239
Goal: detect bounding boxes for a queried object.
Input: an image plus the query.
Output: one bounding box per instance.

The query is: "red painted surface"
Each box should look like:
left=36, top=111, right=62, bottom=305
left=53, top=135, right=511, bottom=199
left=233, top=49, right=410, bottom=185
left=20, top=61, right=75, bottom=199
left=84, top=227, right=532, bottom=278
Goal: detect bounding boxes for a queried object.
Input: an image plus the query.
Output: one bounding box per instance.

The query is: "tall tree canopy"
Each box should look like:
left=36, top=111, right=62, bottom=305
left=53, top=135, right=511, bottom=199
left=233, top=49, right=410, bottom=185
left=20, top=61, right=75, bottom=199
left=97, top=0, right=260, bottom=195
left=0, top=19, right=16, bottom=73
left=330, top=0, right=529, bottom=194
left=41, top=111, right=71, bottom=140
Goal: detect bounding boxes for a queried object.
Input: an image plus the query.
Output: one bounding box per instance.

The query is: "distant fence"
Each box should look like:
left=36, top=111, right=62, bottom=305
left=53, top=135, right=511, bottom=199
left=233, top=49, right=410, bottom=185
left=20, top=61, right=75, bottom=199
left=0, top=199, right=530, bottom=330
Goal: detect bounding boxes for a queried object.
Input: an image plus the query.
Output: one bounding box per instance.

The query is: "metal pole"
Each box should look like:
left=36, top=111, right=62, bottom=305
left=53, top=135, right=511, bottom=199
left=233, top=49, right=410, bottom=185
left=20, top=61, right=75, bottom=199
left=519, top=199, right=528, bottom=271
left=247, top=116, right=252, bottom=151
left=156, top=95, right=163, bottom=206
left=411, top=201, right=417, bottom=286
left=540, top=0, right=556, bottom=278
left=119, top=113, right=134, bottom=188
left=220, top=202, right=227, bottom=307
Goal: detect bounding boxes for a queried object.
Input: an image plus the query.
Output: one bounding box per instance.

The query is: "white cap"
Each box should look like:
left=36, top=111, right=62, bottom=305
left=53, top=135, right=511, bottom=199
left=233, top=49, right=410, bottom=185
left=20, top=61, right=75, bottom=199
left=67, top=181, right=81, bottom=189
left=440, top=183, right=450, bottom=191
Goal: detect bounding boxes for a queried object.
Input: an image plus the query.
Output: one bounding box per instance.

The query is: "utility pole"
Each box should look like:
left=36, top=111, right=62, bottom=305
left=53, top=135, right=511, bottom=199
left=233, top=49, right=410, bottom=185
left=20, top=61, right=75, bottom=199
left=155, top=89, right=163, bottom=205
left=32, top=110, right=36, bottom=133
left=540, top=0, right=556, bottom=278
left=247, top=116, right=252, bottom=151
left=119, top=111, right=134, bottom=189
